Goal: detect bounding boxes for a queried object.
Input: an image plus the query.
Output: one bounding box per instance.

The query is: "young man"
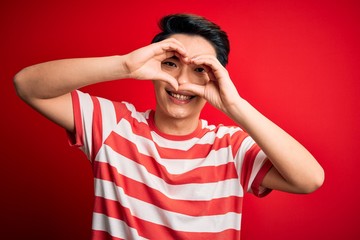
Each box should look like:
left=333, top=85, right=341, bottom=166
left=14, top=14, right=324, bottom=239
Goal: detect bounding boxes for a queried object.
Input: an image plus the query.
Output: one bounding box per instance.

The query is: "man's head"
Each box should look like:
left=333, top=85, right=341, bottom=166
left=152, top=13, right=230, bottom=67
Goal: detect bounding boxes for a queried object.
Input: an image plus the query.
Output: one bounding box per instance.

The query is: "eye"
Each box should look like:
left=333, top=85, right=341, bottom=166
left=194, top=67, right=206, bottom=73
left=162, top=61, right=177, bottom=68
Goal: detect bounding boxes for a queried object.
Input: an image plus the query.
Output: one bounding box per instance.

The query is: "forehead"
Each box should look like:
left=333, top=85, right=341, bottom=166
left=170, top=34, right=216, bottom=58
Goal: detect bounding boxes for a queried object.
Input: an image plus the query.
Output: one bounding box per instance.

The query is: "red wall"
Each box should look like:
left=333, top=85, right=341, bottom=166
left=1, top=0, right=359, bottom=239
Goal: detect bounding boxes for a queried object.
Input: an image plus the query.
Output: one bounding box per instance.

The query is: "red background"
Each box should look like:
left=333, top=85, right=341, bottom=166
left=1, top=0, right=359, bottom=239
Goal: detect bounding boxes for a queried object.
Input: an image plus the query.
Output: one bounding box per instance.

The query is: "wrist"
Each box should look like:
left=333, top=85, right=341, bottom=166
left=110, top=55, right=132, bottom=80
left=225, top=97, right=253, bottom=127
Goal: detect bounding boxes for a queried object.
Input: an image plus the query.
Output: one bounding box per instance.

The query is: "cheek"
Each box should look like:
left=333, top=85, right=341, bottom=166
left=192, top=74, right=210, bottom=85
left=161, top=66, right=180, bottom=77
left=153, top=80, right=167, bottom=90
left=152, top=82, right=164, bottom=98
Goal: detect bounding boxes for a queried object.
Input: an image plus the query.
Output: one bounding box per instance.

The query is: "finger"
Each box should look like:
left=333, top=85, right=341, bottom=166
left=205, top=66, right=217, bottom=82
left=161, top=50, right=189, bottom=64
left=154, top=38, right=188, bottom=59
left=155, top=72, right=179, bottom=91
left=154, top=39, right=189, bottom=62
left=174, top=51, right=190, bottom=64
left=191, top=56, right=220, bottom=70
left=162, top=38, right=188, bottom=57
left=191, top=56, right=226, bottom=79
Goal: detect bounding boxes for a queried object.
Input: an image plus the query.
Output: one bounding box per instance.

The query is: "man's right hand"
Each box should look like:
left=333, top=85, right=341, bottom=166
left=123, top=38, right=189, bottom=90
left=13, top=38, right=189, bottom=132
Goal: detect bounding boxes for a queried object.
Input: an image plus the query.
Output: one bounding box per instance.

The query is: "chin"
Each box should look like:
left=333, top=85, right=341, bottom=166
left=167, top=107, right=193, bottom=119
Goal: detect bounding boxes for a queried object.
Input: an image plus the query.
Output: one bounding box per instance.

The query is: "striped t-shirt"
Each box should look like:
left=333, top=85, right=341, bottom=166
left=69, top=90, right=273, bottom=240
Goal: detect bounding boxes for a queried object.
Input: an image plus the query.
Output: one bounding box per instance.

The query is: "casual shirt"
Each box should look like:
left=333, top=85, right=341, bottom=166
left=69, top=90, right=273, bottom=240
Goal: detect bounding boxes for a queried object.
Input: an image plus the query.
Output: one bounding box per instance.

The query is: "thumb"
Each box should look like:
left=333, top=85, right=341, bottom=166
left=178, top=83, right=205, bottom=98
left=155, top=72, right=179, bottom=91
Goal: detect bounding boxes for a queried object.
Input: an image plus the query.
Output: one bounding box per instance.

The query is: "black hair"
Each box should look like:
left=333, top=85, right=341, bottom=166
left=151, top=13, right=230, bottom=66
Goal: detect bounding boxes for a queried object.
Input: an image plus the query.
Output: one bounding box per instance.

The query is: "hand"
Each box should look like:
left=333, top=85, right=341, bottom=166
left=123, top=38, right=189, bottom=90
left=178, top=55, right=241, bottom=116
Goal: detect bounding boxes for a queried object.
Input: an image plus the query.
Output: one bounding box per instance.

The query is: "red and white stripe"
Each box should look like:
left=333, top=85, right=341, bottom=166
left=69, top=90, right=272, bottom=240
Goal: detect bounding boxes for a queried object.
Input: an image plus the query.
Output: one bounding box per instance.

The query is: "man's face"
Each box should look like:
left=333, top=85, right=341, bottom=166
left=153, top=34, right=217, bottom=121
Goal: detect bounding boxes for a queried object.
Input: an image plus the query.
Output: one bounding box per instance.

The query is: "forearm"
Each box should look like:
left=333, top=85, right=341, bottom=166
left=14, top=55, right=128, bottom=100
left=228, top=98, right=324, bottom=193
left=182, top=53, right=324, bottom=193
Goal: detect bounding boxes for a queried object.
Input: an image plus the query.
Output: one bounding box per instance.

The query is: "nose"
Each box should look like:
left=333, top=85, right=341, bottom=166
left=176, top=68, right=190, bottom=85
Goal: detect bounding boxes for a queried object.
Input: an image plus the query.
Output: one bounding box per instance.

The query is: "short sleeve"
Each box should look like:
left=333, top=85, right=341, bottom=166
left=67, top=90, right=128, bottom=161
left=233, top=132, right=273, bottom=197
left=250, top=157, right=273, bottom=197
left=67, top=90, right=84, bottom=147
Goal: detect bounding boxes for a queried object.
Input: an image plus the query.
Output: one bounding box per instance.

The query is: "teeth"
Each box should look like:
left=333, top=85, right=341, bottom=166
left=170, top=92, right=191, bottom=100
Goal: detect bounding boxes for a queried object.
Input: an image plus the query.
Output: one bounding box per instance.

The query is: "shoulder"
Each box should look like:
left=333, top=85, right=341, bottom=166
left=198, top=120, right=249, bottom=148
left=74, top=90, right=151, bottom=123
left=200, top=119, right=245, bottom=137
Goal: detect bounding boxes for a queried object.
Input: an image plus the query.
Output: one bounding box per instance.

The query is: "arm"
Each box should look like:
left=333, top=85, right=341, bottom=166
left=14, top=56, right=128, bottom=131
left=14, top=38, right=188, bottom=132
left=227, top=98, right=324, bottom=193
left=179, top=55, right=324, bottom=194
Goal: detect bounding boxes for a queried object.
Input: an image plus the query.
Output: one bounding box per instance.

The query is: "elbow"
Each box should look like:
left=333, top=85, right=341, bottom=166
left=13, top=68, right=30, bottom=101
left=300, top=167, right=325, bottom=194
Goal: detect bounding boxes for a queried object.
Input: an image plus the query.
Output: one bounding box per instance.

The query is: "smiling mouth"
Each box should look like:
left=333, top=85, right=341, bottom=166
left=166, top=90, right=195, bottom=101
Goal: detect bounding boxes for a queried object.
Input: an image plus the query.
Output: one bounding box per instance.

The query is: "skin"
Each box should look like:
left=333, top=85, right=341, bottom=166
left=152, top=34, right=215, bottom=135
left=14, top=33, right=324, bottom=194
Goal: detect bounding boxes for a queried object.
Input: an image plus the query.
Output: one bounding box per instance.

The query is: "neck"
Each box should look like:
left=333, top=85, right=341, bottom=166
left=153, top=111, right=200, bottom=136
